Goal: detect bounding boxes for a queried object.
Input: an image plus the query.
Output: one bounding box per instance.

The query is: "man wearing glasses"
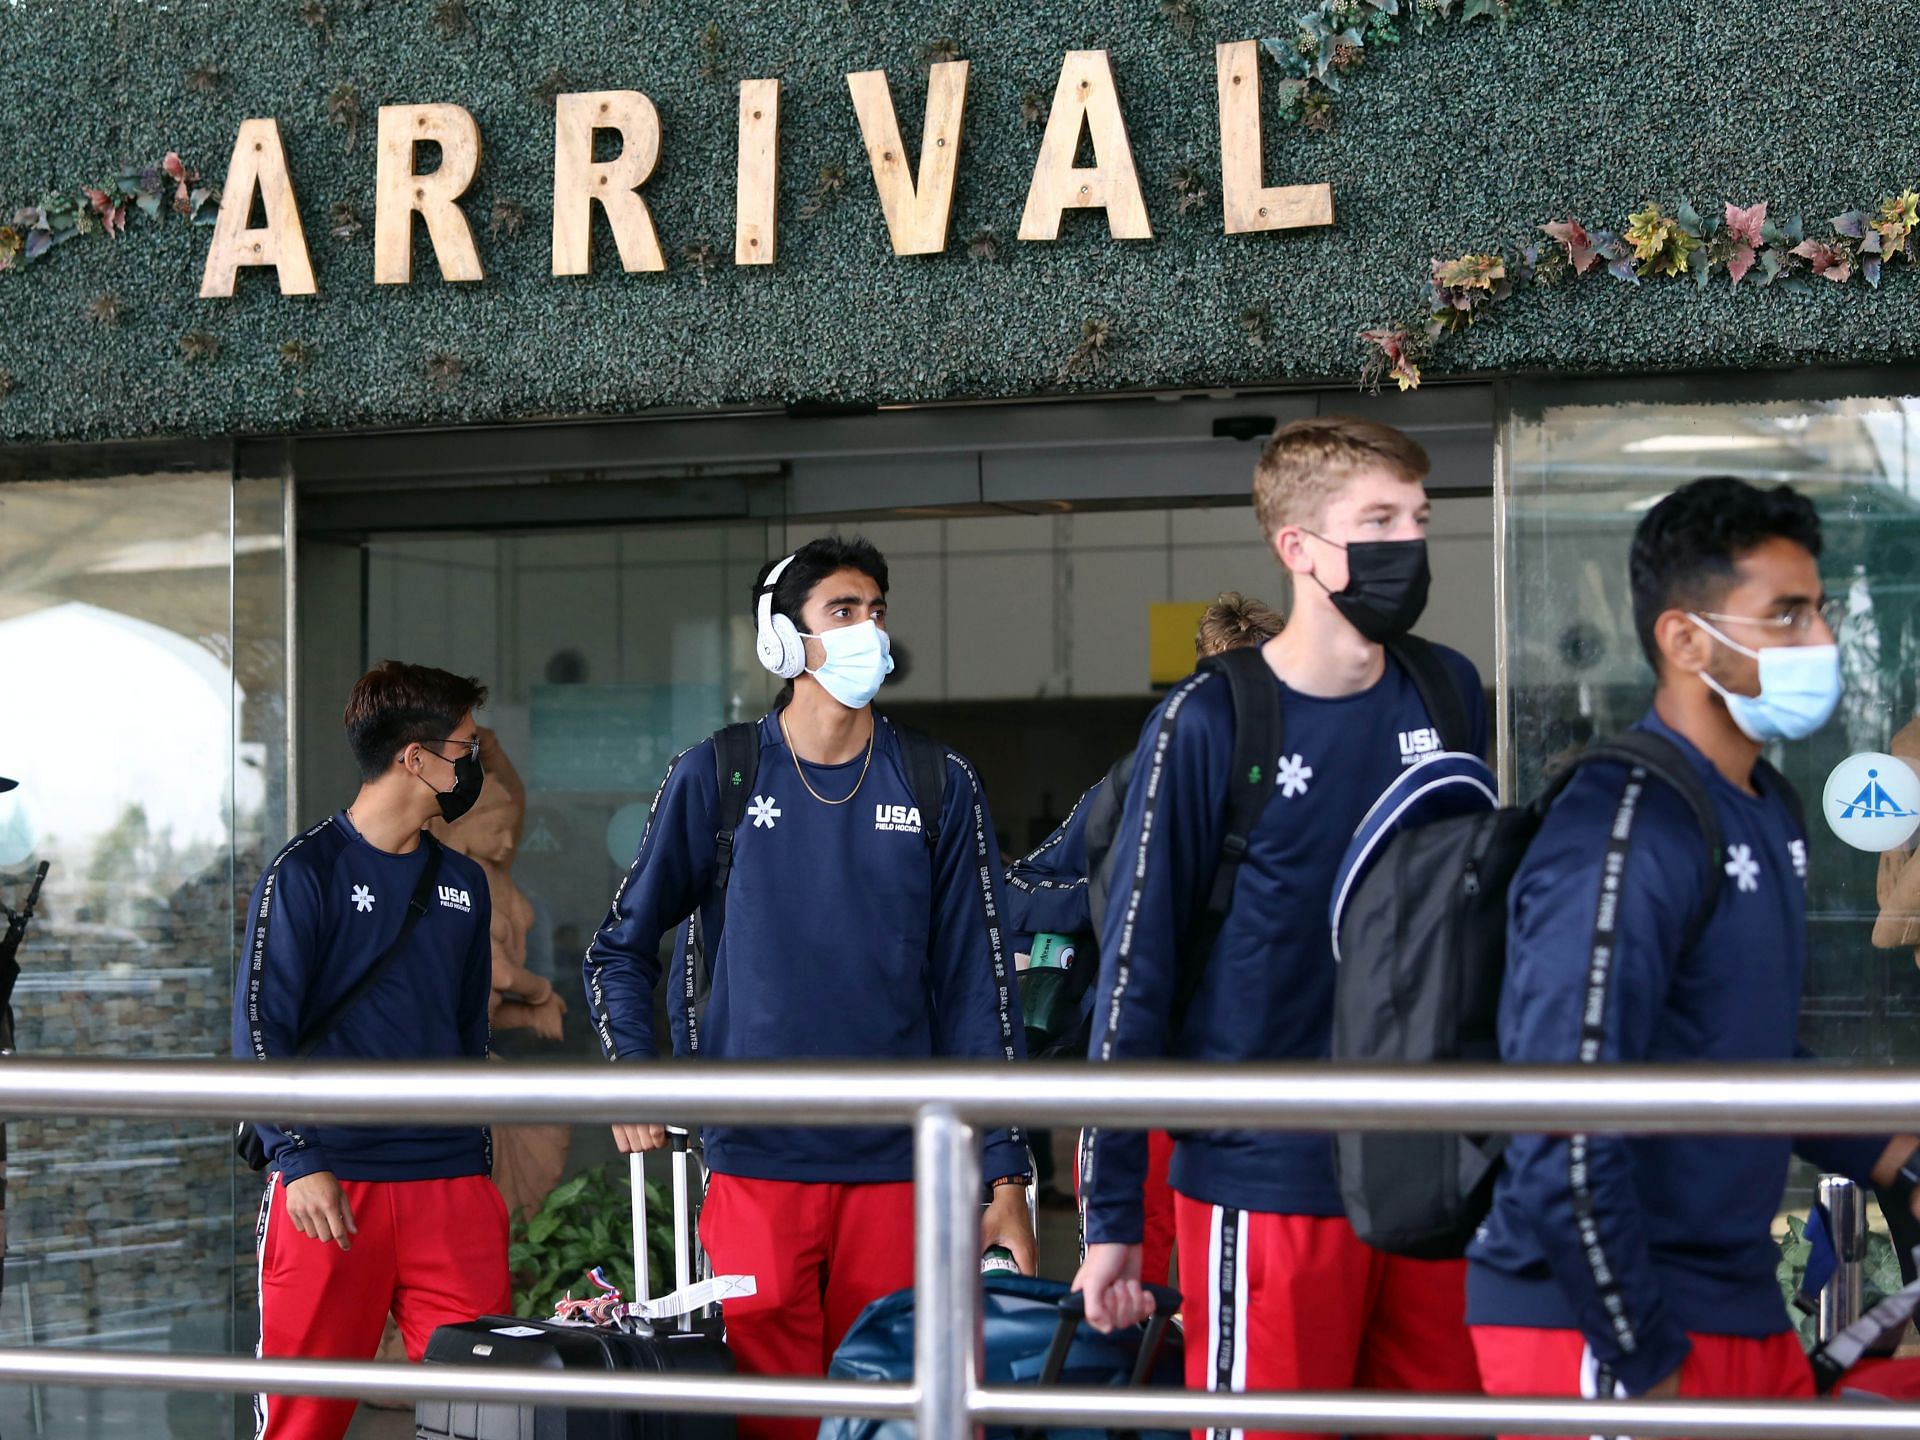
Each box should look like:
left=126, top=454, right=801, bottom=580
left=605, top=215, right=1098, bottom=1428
left=232, top=661, right=508, bottom=1440
left=1467, top=477, right=1920, bottom=1426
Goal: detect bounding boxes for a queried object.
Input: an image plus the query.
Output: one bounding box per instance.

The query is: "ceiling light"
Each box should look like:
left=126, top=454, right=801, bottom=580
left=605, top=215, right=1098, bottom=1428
left=1621, top=434, right=1784, bottom=453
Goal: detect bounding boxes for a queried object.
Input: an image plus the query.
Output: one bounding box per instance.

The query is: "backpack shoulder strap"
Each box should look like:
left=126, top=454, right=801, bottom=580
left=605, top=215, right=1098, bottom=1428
left=887, top=720, right=951, bottom=854
left=1082, top=752, right=1133, bottom=871
left=1152, top=654, right=1281, bottom=1029
left=1384, top=634, right=1474, bottom=755
left=710, top=722, right=761, bottom=893
left=1554, top=731, right=1724, bottom=954
left=293, top=836, right=443, bottom=1056
left=1195, top=647, right=1283, bottom=919
left=1083, top=751, right=1135, bottom=941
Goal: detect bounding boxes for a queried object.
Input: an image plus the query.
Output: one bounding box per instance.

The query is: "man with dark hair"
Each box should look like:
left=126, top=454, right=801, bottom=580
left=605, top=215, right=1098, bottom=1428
left=585, top=536, right=1034, bottom=1440
left=1467, top=477, right=1920, bottom=1429
left=233, top=660, right=506, bottom=1440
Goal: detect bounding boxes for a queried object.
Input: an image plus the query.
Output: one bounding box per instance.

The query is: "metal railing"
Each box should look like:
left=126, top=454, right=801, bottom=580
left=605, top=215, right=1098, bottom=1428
left=1815, top=1174, right=1867, bottom=1342
left=1, top=1056, right=1919, bottom=1438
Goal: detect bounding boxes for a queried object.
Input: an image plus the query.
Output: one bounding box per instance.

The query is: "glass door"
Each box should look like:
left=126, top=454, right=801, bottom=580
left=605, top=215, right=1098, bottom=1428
left=0, top=448, right=290, bottom=1438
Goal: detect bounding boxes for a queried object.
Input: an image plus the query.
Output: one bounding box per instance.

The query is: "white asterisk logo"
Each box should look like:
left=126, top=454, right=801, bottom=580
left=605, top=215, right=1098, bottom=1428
left=1276, top=754, right=1314, bottom=799
left=1725, top=844, right=1761, bottom=894
left=748, top=795, right=782, bottom=829
left=350, top=884, right=376, bottom=913
left=1789, top=840, right=1809, bottom=882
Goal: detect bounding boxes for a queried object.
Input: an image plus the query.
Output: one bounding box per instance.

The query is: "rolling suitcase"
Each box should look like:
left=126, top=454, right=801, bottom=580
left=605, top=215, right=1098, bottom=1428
left=418, top=1133, right=742, bottom=1440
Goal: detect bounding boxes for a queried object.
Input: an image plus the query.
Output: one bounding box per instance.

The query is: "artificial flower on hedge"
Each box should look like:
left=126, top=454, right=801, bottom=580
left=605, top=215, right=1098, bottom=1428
left=0, top=153, right=217, bottom=275
left=1359, top=190, right=1920, bottom=390
left=1263, top=0, right=1562, bottom=131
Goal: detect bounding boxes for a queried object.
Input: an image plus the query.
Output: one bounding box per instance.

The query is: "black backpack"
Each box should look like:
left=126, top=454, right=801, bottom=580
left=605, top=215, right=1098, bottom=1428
left=1330, top=731, right=1798, bottom=1259
left=1086, top=637, right=1473, bottom=1025
left=677, top=717, right=949, bottom=1055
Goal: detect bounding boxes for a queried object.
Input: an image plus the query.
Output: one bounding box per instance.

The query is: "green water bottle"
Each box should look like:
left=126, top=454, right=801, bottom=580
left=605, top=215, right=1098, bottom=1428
left=1027, top=932, right=1076, bottom=970
left=980, top=1246, right=1019, bottom=1274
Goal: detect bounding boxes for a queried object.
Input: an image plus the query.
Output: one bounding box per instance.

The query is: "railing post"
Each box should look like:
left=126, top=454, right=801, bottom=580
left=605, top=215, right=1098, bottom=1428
left=914, top=1105, right=979, bottom=1440
left=1817, top=1174, right=1867, bottom=1342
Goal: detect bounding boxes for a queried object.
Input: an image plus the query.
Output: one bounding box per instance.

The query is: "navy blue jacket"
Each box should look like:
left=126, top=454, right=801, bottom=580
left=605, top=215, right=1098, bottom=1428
left=1005, top=775, right=1108, bottom=951
left=1083, top=645, right=1486, bottom=1243
left=583, top=713, right=1028, bottom=1184
left=1467, top=712, right=1890, bottom=1394
left=231, top=814, right=494, bottom=1184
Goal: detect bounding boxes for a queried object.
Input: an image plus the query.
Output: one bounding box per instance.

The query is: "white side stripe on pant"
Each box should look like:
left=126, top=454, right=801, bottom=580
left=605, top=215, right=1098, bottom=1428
left=252, top=1173, right=278, bottom=1440
left=1207, top=1203, right=1249, bottom=1440
left=1578, top=1343, right=1629, bottom=1440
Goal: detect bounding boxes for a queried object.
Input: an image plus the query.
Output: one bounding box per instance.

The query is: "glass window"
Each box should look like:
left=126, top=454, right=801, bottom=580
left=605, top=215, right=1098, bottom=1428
left=1503, top=378, right=1920, bottom=1069
left=0, top=451, right=289, bottom=1438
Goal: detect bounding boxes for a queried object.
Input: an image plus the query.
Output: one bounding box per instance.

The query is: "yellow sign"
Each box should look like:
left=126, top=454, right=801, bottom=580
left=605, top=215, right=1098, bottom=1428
left=1149, top=602, right=1212, bottom=686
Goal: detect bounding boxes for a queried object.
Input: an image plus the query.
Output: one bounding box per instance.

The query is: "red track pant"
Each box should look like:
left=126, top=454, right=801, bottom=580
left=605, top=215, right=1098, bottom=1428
left=699, top=1174, right=915, bottom=1440
left=1076, top=1129, right=1178, bottom=1287
left=252, top=1171, right=510, bottom=1440
left=1174, top=1196, right=1481, bottom=1440
left=1471, top=1324, right=1920, bottom=1438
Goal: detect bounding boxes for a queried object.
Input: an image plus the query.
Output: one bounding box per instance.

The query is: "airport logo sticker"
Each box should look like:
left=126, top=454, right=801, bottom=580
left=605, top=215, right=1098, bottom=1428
left=1823, top=752, right=1920, bottom=852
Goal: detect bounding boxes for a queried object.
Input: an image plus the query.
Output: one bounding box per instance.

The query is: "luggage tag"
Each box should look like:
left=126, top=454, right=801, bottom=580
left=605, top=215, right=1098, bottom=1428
left=628, top=1273, right=758, bottom=1321
left=618, top=1144, right=754, bottom=1331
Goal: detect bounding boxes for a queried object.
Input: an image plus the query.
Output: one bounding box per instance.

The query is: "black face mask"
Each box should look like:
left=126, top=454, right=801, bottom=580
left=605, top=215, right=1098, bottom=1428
left=1307, top=535, right=1431, bottom=643
left=426, top=753, right=485, bottom=823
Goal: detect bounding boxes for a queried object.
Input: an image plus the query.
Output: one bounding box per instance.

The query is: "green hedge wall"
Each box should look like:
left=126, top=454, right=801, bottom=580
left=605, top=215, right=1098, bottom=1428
left=2, top=0, right=1918, bottom=442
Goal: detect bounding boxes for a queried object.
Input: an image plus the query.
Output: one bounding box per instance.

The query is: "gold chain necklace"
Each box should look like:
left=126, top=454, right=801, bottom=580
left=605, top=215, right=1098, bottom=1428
left=779, top=710, right=876, bottom=806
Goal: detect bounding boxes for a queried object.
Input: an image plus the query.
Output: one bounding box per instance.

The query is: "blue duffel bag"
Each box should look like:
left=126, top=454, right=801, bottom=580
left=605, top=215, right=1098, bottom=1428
left=818, top=1273, right=1184, bottom=1440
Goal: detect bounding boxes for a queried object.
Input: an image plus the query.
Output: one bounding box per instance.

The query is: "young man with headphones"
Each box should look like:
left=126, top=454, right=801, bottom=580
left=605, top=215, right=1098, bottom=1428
left=583, top=536, right=1035, bottom=1440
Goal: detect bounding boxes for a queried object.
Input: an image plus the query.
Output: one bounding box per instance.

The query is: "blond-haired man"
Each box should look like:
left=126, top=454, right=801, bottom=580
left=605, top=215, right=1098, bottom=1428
left=1074, top=418, right=1486, bottom=1439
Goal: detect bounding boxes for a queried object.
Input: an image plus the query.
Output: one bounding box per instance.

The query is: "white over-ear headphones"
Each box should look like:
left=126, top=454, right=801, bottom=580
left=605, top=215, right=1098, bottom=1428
left=755, top=554, right=807, bottom=679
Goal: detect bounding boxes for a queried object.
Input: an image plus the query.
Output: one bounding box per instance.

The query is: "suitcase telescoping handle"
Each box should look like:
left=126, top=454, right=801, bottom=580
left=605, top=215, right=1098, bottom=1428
left=629, top=1150, right=651, bottom=1307
left=669, top=1126, right=700, bottom=1332
left=1040, top=1285, right=1183, bottom=1390
left=628, top=1129, right=708, bottom=1328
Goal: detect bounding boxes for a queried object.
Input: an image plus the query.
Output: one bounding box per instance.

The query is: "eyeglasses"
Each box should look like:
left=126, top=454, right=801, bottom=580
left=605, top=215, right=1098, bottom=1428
left=419, top=737, right=481, bottom=762
left=1698, top=596, right=1846, bottom=640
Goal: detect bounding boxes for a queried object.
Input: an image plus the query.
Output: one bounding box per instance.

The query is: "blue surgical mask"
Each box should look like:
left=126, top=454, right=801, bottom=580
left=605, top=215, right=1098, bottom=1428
left=801, top=620, right=894, bottom=710
left=1689, top=615, right=1841, bottom=743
